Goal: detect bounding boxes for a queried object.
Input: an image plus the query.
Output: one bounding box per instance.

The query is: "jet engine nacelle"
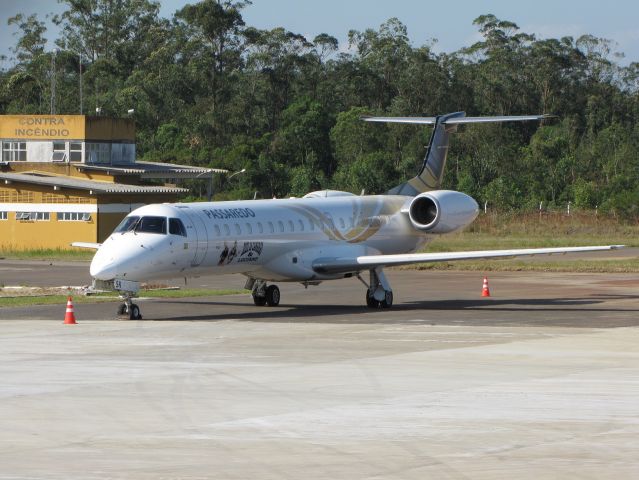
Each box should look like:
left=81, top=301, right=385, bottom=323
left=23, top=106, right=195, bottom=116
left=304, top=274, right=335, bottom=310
left=408, top=190, right=479, bottom=234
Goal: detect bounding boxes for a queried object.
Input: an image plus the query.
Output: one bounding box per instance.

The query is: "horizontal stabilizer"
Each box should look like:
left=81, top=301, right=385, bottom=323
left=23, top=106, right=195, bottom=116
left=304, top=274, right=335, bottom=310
left=444, top=114, right=555, bottom=124
left=312, top=245, right=623, bottom=275
left=71, top=242, right=101, bottom=250
left=362, top=116, right=437, bottom=125
left=361, top=114, right=554, bottom=125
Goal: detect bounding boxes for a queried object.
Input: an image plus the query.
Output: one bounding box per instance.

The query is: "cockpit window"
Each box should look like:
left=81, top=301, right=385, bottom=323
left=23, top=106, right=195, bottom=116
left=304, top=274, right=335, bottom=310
left=135, top=216, right=167, bottom=234
left=169, top=218, right=187, bottom=237
left=114, top=216, right=140, bottom=233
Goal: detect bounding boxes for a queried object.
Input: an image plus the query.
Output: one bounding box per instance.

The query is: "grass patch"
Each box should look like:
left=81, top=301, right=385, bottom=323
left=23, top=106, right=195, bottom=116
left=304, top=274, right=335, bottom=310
left=428, top=211, right=639, bottom=252
left=0, top=288, right=248, bottom=308
left=0, top=248, right=95, bottom=261
left=412, top=211, right=639, bottom=272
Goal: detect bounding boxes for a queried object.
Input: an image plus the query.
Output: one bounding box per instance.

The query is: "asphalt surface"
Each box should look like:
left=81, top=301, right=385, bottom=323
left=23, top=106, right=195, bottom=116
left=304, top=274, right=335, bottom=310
left=1, top=259, right=639, bottom=478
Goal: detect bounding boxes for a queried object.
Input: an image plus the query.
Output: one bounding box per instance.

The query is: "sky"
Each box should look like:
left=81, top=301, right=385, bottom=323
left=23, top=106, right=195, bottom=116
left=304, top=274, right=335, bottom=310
left=1, top=0, right=638, bottom=69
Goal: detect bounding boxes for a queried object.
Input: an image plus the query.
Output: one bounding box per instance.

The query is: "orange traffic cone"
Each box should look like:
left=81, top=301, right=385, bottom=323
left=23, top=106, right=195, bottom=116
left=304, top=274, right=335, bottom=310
left=481, top=276, right=491, bottom=297
left=64, top=296, right=77, bottom=324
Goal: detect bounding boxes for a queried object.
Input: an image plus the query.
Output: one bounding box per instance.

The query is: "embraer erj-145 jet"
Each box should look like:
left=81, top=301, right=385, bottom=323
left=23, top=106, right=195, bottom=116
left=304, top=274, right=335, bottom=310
left=76, top=112, right=622, bottom=319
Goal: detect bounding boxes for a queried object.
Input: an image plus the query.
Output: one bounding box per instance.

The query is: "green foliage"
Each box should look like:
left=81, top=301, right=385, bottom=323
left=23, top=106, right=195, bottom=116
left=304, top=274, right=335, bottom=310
left=2, top=6, right=639, bottom=213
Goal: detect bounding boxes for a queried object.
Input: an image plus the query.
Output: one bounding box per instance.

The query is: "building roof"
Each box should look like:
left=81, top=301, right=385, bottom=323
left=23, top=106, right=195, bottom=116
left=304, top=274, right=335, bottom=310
left=74, top=161, right=227, bottom=179
left=0, top=172, right=188, bottom=194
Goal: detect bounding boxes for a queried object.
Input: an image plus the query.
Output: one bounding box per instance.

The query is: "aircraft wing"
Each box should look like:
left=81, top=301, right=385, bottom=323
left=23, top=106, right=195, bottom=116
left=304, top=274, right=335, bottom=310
left=312, top=245, right=623, bottom=274
left=71, top=242, right=102, bottom=249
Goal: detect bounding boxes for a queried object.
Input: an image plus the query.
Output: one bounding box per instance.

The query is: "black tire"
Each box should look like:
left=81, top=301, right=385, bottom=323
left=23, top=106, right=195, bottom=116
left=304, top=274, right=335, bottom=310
left=253, top=294, right=267, bottom=306
left=381, top=291, right=393, bottom=309
left=116, top=303, right=127, bottom=316
left=366, top=291, right=380, bottom=309
left=129, top=303, right=142, bottom=320
left=265, top=285, right=280, bottom=306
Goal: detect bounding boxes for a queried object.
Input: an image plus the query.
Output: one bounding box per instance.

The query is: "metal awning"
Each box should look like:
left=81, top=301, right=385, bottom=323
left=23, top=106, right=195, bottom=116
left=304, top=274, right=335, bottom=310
left=74, top=161, right=228, bottom=179
left=0, top=172, right=188, bottom=194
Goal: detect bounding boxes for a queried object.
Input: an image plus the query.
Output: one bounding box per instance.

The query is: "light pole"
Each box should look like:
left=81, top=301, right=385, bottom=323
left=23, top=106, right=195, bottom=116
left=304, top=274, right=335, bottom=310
left=204, top=169, right=245, bottom=202
left=227, top=168, right=246, bottom=181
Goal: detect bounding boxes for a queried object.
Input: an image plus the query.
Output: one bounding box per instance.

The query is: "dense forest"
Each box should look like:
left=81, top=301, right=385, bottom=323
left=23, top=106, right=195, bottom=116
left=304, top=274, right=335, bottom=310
left=1, top=0, right=639, bottom=215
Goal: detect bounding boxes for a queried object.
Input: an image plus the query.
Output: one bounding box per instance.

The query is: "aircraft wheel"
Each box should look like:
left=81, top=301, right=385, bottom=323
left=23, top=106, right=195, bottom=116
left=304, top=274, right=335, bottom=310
left=116, top=303, right=127, bottom=316
left=253, top=294, right=267, bottom=306
left=381, top=291, right=393, bottom=309
left=129, top=303, right=142, bottom=320
left=265, top=285, right=280, bottom=306
left=366, top=291, right=380, bottom=309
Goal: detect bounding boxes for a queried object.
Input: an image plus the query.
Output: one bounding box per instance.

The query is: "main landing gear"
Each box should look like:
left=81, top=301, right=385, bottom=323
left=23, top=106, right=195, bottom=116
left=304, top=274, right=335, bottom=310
left=247, top=278, right=280, bottom=307
left=117, top=294, right=142, bottom=320
left=360, top=268, right=393, bottom=309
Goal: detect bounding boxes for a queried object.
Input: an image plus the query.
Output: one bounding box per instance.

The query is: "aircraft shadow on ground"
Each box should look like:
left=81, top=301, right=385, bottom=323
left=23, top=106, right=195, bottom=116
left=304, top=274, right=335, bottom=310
left=152, top=293, right=639, bottom=327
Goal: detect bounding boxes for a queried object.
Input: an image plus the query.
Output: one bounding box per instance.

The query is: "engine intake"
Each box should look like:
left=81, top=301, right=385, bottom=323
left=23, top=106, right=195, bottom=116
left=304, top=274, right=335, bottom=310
left=408, top=190, right=479, bottom=234
left=409, top=195, right=439, bottom=229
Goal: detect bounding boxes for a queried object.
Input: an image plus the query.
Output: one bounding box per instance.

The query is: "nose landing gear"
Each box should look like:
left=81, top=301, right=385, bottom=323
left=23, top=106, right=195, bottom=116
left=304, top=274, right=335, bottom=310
left=117, top=294, right=142, bottom=320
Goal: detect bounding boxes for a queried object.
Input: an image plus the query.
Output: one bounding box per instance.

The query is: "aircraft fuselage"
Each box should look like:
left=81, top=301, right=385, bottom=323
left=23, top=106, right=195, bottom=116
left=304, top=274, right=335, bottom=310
left=90, top=193, right=475, bottom=283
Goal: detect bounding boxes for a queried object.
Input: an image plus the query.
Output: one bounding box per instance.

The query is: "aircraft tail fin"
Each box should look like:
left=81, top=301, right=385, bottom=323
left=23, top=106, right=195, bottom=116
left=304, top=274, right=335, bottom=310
left=361, top=112, right=553, bottom=196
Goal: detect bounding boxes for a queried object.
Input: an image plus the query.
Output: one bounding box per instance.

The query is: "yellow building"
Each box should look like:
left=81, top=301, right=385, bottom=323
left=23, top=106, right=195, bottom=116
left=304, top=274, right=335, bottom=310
left=0, top=115, right=224, bottom=250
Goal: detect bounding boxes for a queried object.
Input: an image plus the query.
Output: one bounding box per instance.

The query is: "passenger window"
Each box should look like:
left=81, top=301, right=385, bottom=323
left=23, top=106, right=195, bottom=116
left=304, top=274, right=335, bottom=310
left=224, top=224, right=230, bottom=236
left=258, top=222, right=264, bottom=234
left=288, top=220, right=294, bottom=232
left=235, top=223, right=241, bottom=235
left=339, top=218, right=345, bottom=229
left=308, top=219, right=314, bottom=231
left=278, top=221, right=284, bottom=232
left=169, top=218, right=187, bottom=236
left=214, top=225, right=221, bottom=236
left=268, top=221, right=274, bottom=233
left=246, top=222, right=252, bottom=234
left=298, top=219, right=304, bottom=231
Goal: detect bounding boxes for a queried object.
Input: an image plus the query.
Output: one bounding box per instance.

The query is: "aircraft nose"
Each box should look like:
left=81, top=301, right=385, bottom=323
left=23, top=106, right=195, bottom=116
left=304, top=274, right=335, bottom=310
left=90, top=257, right=118, bottom=280
left=90, top=244, right=118, bottom=280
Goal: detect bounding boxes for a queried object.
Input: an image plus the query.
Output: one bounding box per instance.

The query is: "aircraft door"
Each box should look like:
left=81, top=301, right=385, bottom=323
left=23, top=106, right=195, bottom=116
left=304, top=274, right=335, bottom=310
left=181, top=210, right=209, bottom=266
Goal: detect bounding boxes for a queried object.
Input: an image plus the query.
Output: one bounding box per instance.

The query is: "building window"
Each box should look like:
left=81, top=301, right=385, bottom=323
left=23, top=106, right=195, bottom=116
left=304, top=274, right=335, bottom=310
left=57, top=212, right=91, bottom=221
left=86, top=143, right=111, bottom=164
left=69, top=142, right=83, bottom=162
left=52, top=142, right=67, bottom=162
left=2, top=141, right=27, bottom=161
left=0, top=211, right=7, bottom=220
left=16, top=212, right=49, bottom=221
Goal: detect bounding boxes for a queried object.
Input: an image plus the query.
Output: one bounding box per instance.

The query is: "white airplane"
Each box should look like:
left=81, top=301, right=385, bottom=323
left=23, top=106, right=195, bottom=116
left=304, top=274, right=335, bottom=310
left=76, top=112, right=622, bottom=319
